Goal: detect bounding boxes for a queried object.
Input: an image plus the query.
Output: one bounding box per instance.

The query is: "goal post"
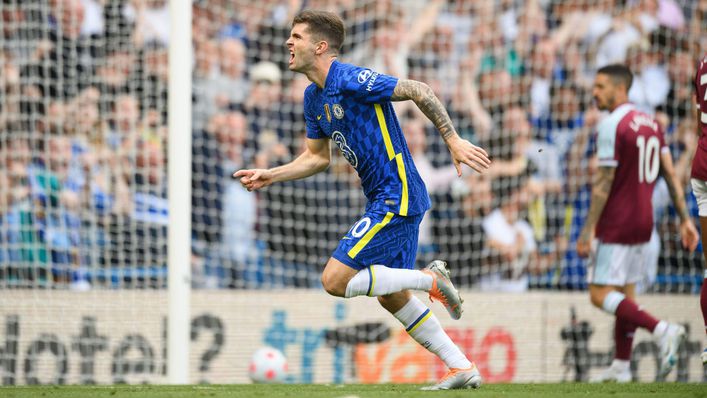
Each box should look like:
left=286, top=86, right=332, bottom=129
left=167, top=0, right=192, bottom=384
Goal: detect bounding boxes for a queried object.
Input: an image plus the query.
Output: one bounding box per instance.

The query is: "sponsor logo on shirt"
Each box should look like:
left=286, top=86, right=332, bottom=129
left=357, top=69, right=373, bottom=83
left=332, top=131, right=358, bottom=168
left=366, top=72, right=379, bottom=92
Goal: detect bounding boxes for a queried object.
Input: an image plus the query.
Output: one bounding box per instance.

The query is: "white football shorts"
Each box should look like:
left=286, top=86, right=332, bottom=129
left=691, top=178, right=707, bottom=217
left=587, top=240, right=652, bottom=286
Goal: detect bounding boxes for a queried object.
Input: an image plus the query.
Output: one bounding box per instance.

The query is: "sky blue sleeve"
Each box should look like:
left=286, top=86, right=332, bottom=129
left=339, top=65, right=398, bottom=104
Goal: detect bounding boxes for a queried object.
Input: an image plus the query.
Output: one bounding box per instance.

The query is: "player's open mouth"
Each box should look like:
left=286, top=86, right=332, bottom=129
left=289, top=52, right=295, bottom=65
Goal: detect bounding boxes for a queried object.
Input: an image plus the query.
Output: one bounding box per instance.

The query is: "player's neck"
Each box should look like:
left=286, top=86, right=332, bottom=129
left=609, top=98, right=629, bottom=112
left=306, top=57, right=337, bottom=89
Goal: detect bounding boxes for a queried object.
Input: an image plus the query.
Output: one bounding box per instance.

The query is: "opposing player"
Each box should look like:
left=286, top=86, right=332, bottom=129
left=689, top=54, right=707, bottom=365
left=577, top=64, right=699, bottom=382
left=234, top=10, right=491, bottom=390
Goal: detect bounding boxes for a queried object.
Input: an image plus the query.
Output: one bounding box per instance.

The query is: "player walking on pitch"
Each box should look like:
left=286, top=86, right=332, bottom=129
left=234, top=10, right=490, bottom=390
left=577, top=64, right=699, bottom=382
left=689, top=54, right=707, bottom=365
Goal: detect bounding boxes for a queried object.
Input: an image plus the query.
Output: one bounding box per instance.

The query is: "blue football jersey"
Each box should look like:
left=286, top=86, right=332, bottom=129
left=303, top=61, right=431, bottom=216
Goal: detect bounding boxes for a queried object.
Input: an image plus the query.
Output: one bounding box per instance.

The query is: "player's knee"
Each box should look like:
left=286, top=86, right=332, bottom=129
left=321, top=272, right=346, bottom=297
left=589, top=291, right=604, bottom=308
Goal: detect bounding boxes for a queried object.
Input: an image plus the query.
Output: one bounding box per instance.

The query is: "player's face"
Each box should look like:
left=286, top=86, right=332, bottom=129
left=286, top=23, right=317, bottom=73
left=592, top=73, right=615, bottom=111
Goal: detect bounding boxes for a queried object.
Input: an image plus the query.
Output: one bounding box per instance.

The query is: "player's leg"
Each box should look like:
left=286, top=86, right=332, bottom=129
left=321, top=256, right=431, bottom=298
left=378, top=290, right=480, bottom=390
left=615, top=284, right=638, bottom=368
left=589, top=242, right=685, bottom=379
left=322, top=211, right=462, bottom=319
left=699, top=215, right=707, bottom=364
left=691, top=178, right=707, bottom=364
left=589, top=284, right=632, bottom=382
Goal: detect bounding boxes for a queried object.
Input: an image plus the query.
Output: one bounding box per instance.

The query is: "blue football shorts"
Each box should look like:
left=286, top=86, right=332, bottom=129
left=332, top=209, right=423, bottom=271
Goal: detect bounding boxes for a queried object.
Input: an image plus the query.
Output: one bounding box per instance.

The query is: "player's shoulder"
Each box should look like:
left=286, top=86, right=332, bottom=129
left=596, top=104, right=640, bottom=140
left=304, top=82, right=318, bottom=96
left=303, top=82, right=320, bottom=102
left=334, top=61, right=376, bottom=84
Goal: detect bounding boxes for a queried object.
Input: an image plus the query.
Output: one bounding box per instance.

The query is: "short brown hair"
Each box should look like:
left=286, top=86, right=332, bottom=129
left=292, top=10, right=345, bottom=55
left=597, top=64, right=633, bottom=91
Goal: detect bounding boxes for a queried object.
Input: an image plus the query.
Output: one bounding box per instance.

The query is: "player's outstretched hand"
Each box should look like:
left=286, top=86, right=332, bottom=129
left=680, top=219, right=699, bottom=252
left=232, top=168, right=273, bottom=191
left=576, top=228, right=593, bottom=258
left=446, top=135, right=491, bottom=176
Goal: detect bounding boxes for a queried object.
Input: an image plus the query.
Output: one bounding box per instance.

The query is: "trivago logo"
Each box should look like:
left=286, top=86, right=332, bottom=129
left=354, top=327, right=516, bottom=384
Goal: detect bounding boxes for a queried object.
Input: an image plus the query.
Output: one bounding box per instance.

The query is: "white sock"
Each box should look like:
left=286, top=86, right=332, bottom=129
left=393, top=295, right=471, bottom=369
left=345, top=265, right=433, bottom=298
left=652, top=320, right=668, bottom=338
left=611, top=359, right=630, bottom=371
left=601, top=291, right=625, bottom=315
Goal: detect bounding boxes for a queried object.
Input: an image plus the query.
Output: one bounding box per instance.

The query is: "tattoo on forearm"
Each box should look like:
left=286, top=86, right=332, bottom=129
left=392, top=79, right=457, bottom=141
left=581, top=167, right=615, bottom=238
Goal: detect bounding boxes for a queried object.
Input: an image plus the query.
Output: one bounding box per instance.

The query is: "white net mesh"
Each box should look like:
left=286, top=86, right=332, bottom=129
left=1, top=0, right=706, bottom=385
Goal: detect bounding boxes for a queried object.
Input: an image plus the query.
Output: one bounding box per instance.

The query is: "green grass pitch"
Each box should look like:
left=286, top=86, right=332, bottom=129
left=1, top=383, right=706, bottom=398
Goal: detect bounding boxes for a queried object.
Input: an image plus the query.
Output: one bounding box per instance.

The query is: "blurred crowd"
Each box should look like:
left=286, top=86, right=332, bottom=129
left=0, top=0, right=705, bottom=291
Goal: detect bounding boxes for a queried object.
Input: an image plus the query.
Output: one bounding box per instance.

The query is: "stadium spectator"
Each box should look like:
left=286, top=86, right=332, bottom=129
left=193, top=38, right=250, bottom=131
left=80, top=0, right=104, bottom=36
left=134, top=39, right=168, bottom=120
left=658, top=34, right=694, bottom=126
left=528, top=38, right=558, bottom=119
left=243, top=61, right=285, bottom=138
left=403, top=116, right=457, bottom=259
left=108, top=94, right=140, bottom=152
left=192, top=39, right=222, bottom=130
left=1, top=0, right=45, bottom=67
left=23, top=0, right=98, bottom=100
left=218, top=111, right=260, bottom=288
left=348, top=0, right=443, bottom=79
left=576, top=64, right=697, bottom=382
left=625, top=41, right=669, bottom=115
left=123, top=0, right=169, bottom=47
left=535, top=82, right=586, bottom=163
left=441, top=172, right=493, bottom=286
left=481, top=173, right=537, bottom=293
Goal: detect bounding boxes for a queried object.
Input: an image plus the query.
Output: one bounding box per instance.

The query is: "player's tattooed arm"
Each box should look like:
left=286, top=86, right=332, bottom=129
left=577, top=166, right=615, bottom=255
left=391, top=79, right=457, bottom=141
left=392, top=79, right=491, bottom=175
left=660, top=150, right=691, bottom=222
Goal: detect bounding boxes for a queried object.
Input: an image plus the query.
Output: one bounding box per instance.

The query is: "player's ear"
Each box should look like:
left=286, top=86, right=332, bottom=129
left=315, top=41, right=329, bottom=55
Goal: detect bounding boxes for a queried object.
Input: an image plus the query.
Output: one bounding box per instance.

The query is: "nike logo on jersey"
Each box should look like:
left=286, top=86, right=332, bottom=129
left=317, top=115, right=322, bottom=120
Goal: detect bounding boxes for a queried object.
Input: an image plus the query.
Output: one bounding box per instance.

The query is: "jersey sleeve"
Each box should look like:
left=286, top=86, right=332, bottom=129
left=596, top=116, right=619, bottom=167
left=339, top=65, right=398, bottom=104
left=303, top=86, right=325, bottom=139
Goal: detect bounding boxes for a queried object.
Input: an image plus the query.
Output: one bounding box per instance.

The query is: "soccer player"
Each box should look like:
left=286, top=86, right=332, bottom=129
left=577, top=64, right=699, bottom=382
left=234, top=10, right=491, bottom=390
left=689, top=54, right=707, bottom=365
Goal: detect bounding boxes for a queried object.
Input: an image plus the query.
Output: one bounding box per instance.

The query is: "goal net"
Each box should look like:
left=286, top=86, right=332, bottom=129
left=1, top=0, right=705, bottom=385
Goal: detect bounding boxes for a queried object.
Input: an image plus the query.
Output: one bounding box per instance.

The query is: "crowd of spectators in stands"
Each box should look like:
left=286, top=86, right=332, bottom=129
left=0, top=0, right=705, bottom=291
